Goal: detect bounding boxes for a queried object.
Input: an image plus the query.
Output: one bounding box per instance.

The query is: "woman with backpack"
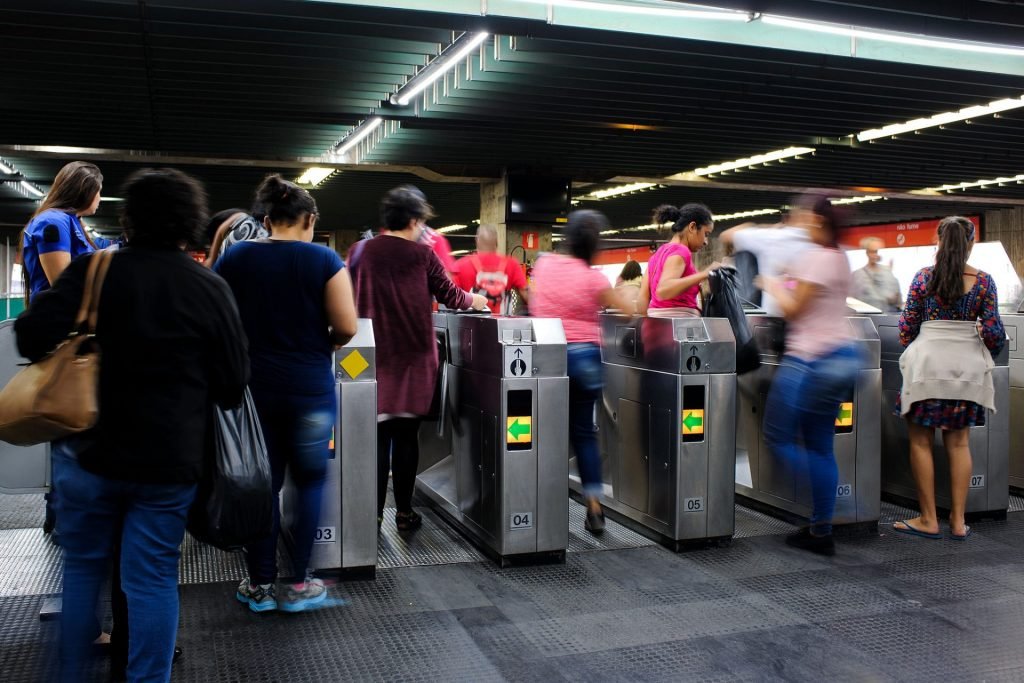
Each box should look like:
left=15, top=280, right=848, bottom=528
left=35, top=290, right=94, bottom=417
left=892, top=216, right=1004, bottom=541
left=214, top=175, right=358, bottom=612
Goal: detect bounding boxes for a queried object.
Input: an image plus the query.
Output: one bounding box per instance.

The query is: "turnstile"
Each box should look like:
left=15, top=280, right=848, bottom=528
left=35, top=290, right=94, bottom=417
left=0, top=320, right=50, bottom=495
left=283, top=318, right=378, bottom=576
left=736, top=315, right=881, bottom=529
left=1001, top=305, right=1024, bottom=492
left=589, top=314, right=737, bottom=549
left=417, top=313, right=569, bottom=564
left=873, top=313, right=1009, bottom=518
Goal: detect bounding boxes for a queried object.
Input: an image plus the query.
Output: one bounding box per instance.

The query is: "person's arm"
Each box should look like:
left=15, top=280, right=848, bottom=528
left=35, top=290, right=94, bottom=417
left=15, top=257, right=90, bottom=361
left=507, top=259, right=529, bottom=303
left=600, top=285, right=634, bottom=313
left=206, top=278, right=250, bottom=408
left=325, top=268, right=359, bottom=346
left=977, top=274, right=1006, bottom=357
left=637, top=273, right=650, bottom=316
left=656, top=254, right=719, bottom=301
left=758, top=276, right=820, bottom=320
left=883, top=270, right=902, bottom=306
left=717, top=222, right=757, bottom=249
left=898, top=270, right=927, bottom=347
left=427, top=251, right=485, bottom=310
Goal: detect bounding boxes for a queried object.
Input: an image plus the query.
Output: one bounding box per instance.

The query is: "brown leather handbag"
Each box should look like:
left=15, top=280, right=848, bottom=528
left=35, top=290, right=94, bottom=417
left=0, top=250, right=113, bottom=446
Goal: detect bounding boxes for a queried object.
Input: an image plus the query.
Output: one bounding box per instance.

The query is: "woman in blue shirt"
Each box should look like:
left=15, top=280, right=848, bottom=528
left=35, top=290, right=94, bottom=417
left=21, top=161, right=115, bottom=303
left=215, top=174, right=358, bottom=614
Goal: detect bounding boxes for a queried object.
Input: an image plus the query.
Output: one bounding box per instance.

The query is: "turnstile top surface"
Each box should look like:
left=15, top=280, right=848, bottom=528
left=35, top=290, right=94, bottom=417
left=745, top=314, right=881, bottom=369
left=870, top=312, right=1009, bottom=366
left=437, top=312, right=567, bottom=377
left=600, top=314, right=736, bottom=374
left=334, top=318, right=376, bottom=381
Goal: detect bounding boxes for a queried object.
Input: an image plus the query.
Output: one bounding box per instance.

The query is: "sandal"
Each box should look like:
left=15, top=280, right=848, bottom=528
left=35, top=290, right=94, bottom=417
left=395, top=510, right=422, bottom=531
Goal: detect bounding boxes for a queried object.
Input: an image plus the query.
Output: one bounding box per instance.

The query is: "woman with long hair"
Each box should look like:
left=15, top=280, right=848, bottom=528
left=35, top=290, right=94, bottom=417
left=892, top=217, right=1004, bottom=541
left=21, top=161, right=116, bottom=303
left=530, top=210, right=633, bottom=533
left=638, top=203, right=719, bottom=316
left=757, top=193, right=862, bottom=556
left=214, top=174, right=358, bottom=612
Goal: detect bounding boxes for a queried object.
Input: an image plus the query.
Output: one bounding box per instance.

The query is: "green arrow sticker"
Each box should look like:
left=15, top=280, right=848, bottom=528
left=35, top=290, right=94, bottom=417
left=682, top=410, right=704, bottom=434
left=507, top=417, right=532, bottom=443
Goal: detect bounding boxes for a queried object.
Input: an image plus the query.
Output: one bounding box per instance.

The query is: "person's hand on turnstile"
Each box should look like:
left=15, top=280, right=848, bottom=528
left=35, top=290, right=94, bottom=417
left=470, top=293, right=488, bottom=311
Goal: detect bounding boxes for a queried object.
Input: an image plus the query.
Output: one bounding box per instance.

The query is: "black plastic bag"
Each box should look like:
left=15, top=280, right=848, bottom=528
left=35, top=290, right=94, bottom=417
left=188, top=388, right=273, bottom=551
left=705, top=267, right=761, bottom=375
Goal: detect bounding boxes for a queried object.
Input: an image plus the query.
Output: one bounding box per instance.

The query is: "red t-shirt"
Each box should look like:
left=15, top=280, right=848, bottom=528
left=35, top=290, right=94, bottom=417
left=453, top=252, right=527, bottom=314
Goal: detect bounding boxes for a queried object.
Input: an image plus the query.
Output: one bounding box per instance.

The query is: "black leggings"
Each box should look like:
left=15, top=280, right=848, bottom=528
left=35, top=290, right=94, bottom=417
left=377, top=418, right=422, bottom=516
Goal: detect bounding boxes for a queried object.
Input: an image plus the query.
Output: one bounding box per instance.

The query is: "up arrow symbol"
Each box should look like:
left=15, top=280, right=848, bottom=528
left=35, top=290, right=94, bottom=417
left=514, top=348, right=524, bottom=358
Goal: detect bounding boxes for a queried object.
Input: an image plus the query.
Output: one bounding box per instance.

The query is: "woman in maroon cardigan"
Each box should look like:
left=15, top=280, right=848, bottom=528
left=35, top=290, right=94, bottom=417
left=351, top=186, right=486, bottom=530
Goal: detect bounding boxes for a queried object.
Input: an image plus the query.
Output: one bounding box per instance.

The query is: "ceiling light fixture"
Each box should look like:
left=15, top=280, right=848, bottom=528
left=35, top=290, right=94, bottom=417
left=296, top=167, right=335, bottom=187
left=19, top=181, right=44, bottom=198
left=856, top=96, right=1024, bottom=142
left=577, top=182, right=660, bottom=201
left=0, top=158, right=45, bottom=199
left=390, top=32, right=490, bottom=107
left=331, top=117, right=384, bottom=157
left=514, top=0, right=749, bottom=20
left=450, top=249, right=470, bottom=256
left=435, top=224, right=469, bottom=234
left=715, top=208, right=782, bottom=220
left=762, top=15, right=1024, bottom=57
left=674, top=147, right=815, bottom=178
left=830, top=195, right=885, bottom=205
left=917, top=173, right=1024, bottom=194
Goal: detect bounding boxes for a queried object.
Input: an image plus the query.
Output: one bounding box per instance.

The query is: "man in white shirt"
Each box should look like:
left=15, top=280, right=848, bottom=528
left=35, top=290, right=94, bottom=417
left=718, top=221, right=813, bottom=316
left=851, top=236, right=902, bottom=312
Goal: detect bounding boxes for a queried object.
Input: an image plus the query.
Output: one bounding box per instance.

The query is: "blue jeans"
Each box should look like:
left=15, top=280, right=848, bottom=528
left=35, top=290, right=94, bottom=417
left=52, top=438, right=196, bottom=683
left=246, top=387, right=335, bottom=585
left=567, top=343, right=603, bottom=498
left=763, top=343, right=861, bottom=535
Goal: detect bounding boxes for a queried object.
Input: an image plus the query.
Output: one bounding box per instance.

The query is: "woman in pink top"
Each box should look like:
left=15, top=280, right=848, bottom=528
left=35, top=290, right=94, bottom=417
left=639, top=203, right=719, bottom=315
left=531, top=211, right=632, bottom=534
left=757, top=193, right=861, bottom=557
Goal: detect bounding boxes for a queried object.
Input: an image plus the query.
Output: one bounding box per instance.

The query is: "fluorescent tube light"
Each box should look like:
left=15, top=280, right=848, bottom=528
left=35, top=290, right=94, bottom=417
left=391, top=32, right=490, bottom=107
left=333, top=117, right=384, bottom=156
left=450, top=249, right=470, bottom=256
left=19, top=180, right=44, bottom=197
left=578, top=182, right=659, bottom=201
left=830, top=195, right=884, bottom=205
left=762, top=15, right=1024, bottom=57
left=436, top=224, right=469, bottom=234
left=513, top=0, right=749, bottom=20
left=919, top=174, right=1024, bottom=194
left=681, top=147, right=815, bottom=177
left=857, top=96, right=1024, bottom=142
left=0, top=160, right=13, bottom=174
left=715, top=208, right=782, bottom=220
left=296, top=167, right=335, bottom=187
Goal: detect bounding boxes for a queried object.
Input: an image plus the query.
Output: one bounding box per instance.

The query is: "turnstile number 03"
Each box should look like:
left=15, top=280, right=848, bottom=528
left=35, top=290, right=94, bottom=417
left=283, top=318, right=378, bottom=575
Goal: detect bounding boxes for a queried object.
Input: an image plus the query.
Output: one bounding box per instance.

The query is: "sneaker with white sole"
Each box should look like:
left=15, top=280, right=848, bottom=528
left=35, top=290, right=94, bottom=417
left=279, top=577, right=327, bottom=613
left=236, top=579, right=277, bottom=613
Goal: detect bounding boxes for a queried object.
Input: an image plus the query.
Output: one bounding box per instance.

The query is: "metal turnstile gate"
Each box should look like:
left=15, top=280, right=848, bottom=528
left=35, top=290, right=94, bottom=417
left=873, top=313, right=1009, bottom=518
left=417, top=313, right=569, bottom=564
left=589, top=314, right=737, bottom=549
left=736, top=315, right=881, bottom=529
left=1000, top=305, right=1024, bottom=492
left=0, top=320, right=49, bottom=495
left=283, top=318, right=378, bottom=575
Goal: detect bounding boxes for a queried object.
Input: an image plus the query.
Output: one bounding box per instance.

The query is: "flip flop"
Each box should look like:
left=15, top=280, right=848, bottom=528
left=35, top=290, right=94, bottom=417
left=949, top=526, right=972, bottom=541
left=892, top=520, right=942, bottom=540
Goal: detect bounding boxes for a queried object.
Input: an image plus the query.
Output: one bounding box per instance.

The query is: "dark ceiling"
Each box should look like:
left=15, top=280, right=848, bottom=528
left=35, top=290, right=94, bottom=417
left=1, top=0, right=1023, bottom=244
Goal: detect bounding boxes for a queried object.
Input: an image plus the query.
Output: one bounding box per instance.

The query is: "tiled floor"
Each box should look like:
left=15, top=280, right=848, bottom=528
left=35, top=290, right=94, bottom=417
left=3, top=493, right=1024, bottom=681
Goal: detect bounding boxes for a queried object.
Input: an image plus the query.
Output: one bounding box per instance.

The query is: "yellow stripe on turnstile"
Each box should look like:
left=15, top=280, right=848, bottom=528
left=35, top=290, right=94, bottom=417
left=835, top=402, right=854, bottom=427
left=339, top=349, right=369, bottom=378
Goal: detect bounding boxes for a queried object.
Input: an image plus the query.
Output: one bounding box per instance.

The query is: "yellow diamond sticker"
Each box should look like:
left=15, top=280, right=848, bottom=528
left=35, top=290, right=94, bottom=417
left=682, top=409, right=704, bottom=435
left=339, top=350, right=369, bottom=379
left=835, top=402, right=854, bottom=427
left=507, top=416, right=532, bottom=444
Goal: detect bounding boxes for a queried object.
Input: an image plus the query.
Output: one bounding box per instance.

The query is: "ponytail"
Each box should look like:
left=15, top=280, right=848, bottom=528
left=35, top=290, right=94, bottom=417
left=928, top=216, right=975, bottom=303
left=652, top=203, right=713, bottom=233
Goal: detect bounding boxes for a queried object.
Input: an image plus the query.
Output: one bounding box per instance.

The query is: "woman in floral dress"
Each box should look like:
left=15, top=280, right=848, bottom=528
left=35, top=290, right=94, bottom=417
left=893, top=216, right=1004, bottom=541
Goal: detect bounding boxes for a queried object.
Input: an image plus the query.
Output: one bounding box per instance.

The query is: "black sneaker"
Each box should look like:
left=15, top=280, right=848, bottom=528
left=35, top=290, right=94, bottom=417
left=785, top=528, right=835, bottom=556
left=395, top=510, right=422, bottom=531
left=585, top=507, right=606, bottom=535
